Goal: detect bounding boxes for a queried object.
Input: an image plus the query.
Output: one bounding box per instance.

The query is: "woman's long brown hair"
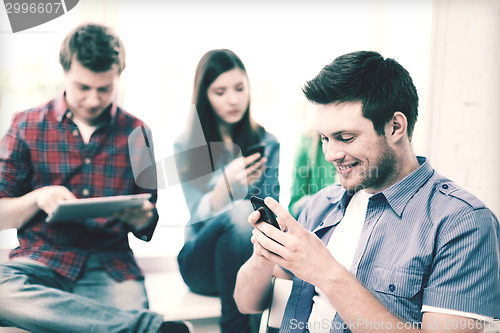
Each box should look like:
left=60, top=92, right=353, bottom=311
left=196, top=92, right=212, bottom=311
left=182, top=49, right=264, bottom=173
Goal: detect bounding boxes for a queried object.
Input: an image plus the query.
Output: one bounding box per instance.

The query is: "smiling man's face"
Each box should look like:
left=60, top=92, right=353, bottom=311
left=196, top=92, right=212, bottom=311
left=315, top=101, right=399, bottom=194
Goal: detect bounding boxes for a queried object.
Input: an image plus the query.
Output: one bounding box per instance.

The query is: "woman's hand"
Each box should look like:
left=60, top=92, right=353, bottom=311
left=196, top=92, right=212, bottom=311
left=225, top=152, right=267, bottom=188
left=210, top=152, right=267, bottom=211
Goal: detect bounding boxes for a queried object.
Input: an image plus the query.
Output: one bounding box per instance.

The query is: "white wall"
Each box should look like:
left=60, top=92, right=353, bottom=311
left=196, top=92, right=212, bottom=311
left=426, top=0, right=500, bottom=216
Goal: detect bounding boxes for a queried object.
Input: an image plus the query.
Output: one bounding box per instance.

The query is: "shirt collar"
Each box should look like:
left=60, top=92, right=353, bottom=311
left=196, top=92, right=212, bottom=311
left=54, top=92, right=69, bottom=123
left=381, top=156, right=434, bottom=217
left=54, top=91, right=118, bottom=125
left=323, top=156, right=433, bottom=217
left=324, top=184, right=351, bottom=214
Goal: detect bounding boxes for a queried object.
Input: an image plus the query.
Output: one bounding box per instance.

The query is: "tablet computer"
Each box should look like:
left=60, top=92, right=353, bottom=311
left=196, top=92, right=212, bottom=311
left=45, top=193, right=152, bottom=223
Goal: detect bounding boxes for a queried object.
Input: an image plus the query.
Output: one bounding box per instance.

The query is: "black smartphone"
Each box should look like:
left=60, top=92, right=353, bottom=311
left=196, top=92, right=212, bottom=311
left=243, top=143, right=265, bottom=158
left=250, top=195, right=280, bottom=229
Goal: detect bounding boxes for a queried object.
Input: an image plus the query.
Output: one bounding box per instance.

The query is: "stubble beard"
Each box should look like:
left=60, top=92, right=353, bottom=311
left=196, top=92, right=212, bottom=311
left=341, top=138, right=399, bottom=194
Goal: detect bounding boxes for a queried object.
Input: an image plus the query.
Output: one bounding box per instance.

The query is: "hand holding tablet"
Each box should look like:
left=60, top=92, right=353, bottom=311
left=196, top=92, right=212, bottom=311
left=45, top=193, right=152, bottom=223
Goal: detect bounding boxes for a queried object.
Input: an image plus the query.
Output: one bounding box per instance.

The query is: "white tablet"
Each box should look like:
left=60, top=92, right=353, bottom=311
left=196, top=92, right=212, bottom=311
left=45, top=193, right=152, bottom=223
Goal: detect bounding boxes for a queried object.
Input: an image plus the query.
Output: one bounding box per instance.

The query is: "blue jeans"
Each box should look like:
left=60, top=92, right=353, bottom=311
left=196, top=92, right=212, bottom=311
left=178, top=200, right=257, bottom=333
left=0, top=255, right=164, bottom=332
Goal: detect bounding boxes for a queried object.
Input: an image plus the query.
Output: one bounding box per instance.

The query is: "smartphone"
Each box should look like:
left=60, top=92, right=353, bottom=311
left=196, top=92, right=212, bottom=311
left=243, top=143, right=265, bottom=158
left=250, top=195, right=280, bottom=229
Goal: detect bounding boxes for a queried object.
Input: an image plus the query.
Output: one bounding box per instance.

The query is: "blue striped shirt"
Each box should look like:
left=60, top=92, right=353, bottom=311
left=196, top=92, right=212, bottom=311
left=280, top=157, right=500, bottom=333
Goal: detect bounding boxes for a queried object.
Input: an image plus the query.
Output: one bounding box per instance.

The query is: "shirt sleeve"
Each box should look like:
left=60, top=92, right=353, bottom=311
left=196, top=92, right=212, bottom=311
left=421, top=305, right=494, bottom=322
left=173, top=138, right=223, bottom=224
left=0, top=112, right=33, bottom=198
left=422, top=208, right=500, bottom=318
left=128, top=123, right=159, bottom=242
left=130, top=206, right=159, bottom=242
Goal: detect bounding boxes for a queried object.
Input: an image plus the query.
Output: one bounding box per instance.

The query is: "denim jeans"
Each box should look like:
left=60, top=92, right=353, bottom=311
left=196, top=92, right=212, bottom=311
left=0, top=255, right=164, bottom=332
left=178, top=200, right=258, bottom=333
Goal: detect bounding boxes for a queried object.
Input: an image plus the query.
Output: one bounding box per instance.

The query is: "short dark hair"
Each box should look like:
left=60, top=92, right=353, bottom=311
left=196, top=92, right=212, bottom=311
left=303, top=51, right=418, bottom=138
left=59, top=23, right=126, bottom=74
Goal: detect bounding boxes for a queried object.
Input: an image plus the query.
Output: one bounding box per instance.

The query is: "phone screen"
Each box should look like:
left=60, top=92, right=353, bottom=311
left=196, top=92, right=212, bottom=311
left=250, top=195, right=280, bottom=229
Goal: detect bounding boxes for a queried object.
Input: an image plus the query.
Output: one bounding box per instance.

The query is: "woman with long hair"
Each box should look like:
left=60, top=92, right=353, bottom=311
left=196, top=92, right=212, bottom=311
left=174, top=49, right=280, bottom=333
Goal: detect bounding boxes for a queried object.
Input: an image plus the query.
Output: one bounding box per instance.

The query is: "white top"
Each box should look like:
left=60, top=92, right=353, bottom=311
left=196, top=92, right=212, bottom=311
left=308, top=190, right=372, bottom=333
left=73, top=117, right=99, bottom=144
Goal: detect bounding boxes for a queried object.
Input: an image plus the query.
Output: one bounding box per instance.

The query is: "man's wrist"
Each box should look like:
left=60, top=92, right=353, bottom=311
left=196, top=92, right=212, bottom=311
left=316, top=259, right=350, bottom=297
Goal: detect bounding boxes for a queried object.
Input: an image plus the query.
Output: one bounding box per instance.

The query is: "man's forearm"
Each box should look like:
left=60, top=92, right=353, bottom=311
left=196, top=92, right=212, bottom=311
left=319, top=266, right=483, bottom=333
left=321, top=267, right=404, bottom=332
left=0, top=194, right=40, bottom=230
left=210, top=177, right=232, bottom=212
left=234, top=254, right=275, bottom=314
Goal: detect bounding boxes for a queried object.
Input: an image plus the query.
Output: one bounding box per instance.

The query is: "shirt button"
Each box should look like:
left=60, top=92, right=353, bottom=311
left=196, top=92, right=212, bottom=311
left=82, top=188, right=90, bottom=197
left=66, top=112, right=73, bottom=119
left=72, top=129, right=79, bottom=137
left=57, top=116, right=62, bottom=122
left=388, top=284, right=396, bottom=292
left=84, top=158, right=91, bottom=165
left=141, top=235, right=148, bottom=241
left=442, top=184, right=449, bottom=189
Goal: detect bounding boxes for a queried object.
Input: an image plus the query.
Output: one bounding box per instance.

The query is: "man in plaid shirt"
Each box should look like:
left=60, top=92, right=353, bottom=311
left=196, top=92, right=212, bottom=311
left=0, top=24, right=192, bottom=333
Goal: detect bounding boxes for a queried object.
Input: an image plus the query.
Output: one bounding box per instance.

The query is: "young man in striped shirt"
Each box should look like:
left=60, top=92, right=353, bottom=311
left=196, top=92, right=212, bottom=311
left=235, top=51, right=499, bottom=333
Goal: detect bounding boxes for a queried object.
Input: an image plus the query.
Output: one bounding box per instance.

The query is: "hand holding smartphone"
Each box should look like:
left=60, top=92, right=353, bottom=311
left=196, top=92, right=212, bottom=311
left=243, top=143, right=265, bottom=159
left=250, top=195, right=280, bottom=229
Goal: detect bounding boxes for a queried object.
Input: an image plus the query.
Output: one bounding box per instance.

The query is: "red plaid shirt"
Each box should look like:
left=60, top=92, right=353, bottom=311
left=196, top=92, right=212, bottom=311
left=0, top=93, right=159, bottom=282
